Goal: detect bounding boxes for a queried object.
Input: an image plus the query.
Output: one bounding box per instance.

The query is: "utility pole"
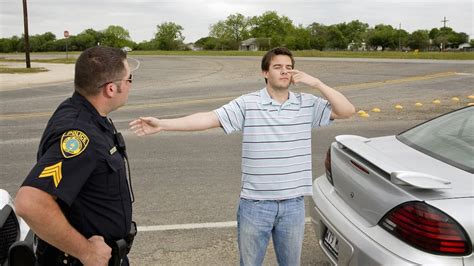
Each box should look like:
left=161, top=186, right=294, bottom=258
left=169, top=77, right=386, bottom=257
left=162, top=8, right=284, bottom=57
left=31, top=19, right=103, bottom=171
left=22, top=0, right=31, bottom=68
left=64, top=30, right=70, bottom=60
left=440, top=16, right=449, bottom=52
left=398, top=23, right=401, bottom=51
left=441, top=16, right=449, bottom=28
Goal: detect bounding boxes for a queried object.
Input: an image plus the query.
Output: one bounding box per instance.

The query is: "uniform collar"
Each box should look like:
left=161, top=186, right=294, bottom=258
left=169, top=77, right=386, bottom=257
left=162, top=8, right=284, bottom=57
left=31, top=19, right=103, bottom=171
left=259, top=87, right=299, bottom=106
left=71, top=91, right=111, bottom=131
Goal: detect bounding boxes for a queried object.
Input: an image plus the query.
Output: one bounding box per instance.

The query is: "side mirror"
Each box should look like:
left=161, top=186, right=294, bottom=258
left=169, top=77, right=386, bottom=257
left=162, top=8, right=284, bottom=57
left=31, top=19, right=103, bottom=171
left=8, top=230, right=36, bottom=266
left=1, top=205, right=20, bottom=266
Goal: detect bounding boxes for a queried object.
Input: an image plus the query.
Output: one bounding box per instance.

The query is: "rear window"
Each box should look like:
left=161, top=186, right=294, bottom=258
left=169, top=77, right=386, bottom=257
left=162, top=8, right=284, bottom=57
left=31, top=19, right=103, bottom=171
left=397, top=107, right=474, bottom=173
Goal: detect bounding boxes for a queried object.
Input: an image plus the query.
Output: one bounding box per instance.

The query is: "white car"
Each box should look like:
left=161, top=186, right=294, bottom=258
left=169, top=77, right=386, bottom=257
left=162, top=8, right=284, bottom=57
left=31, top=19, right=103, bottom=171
left=0, top=189, right=34, bottom=266
left=121, top=46, right=132, bottom=53
left=310, top=106, right=473, bottom=265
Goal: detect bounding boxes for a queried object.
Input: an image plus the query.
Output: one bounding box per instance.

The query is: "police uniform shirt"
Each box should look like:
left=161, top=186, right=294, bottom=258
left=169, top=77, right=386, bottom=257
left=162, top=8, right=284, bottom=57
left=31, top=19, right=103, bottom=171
left=22, top=91, right=132, bottom=241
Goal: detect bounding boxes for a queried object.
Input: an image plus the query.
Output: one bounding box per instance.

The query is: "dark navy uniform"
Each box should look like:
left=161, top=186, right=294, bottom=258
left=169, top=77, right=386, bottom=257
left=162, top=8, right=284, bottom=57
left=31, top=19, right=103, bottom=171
left=22, top=92, right=133, bottom=265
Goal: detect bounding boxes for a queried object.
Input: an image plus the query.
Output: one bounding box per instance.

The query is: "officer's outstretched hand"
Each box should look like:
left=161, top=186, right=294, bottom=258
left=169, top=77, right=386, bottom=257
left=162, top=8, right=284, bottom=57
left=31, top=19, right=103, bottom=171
left=80, top=235, right=112, bottom=266
left=129, top=117, right=162, bottom=136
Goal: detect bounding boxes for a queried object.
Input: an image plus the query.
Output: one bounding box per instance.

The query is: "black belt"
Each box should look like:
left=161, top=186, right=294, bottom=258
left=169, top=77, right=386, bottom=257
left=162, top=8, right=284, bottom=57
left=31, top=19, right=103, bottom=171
left=107, top=221, right=136, bottom=266
left=37, top=222, right=137, bottom=266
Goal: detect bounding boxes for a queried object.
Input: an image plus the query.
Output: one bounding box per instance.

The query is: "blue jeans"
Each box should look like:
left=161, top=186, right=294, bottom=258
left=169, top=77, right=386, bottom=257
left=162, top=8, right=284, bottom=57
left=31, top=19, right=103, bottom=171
left=237, top=196, right=305, bottom=266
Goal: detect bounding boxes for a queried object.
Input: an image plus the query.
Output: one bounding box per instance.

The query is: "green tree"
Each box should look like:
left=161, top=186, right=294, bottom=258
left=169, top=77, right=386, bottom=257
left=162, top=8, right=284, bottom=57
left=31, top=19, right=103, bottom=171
left=436, top=27, right=456, bottom=49
left=397, top=29, right=410, bottom=50
left=285, top=25, right=311, bottom=50
left=308, top=23, right=328, bottom=50
left=367, top=24, right=398, bottom=50
left=429, top=28, right=440, bottom=40
left=136, top=40, right=159, bottom=50
left=25, top=32, right=57, bottom=52
left=0, top=36, right=21, bottom=53
left=326, top=26, right=346, bottom=50
left=335, top=20, right=369, bottom=49
left=249, top=11, right=295, bottom=47
left=194, top=36, right=218, bottom=50
left=408, top=30, right=430, bottom=50
left=74, top=32, right=97, bottom=50
left=430, top=27, right=447, bottom=51
left=208, top=21, right=229, bottom=49
left=155, top=22, right=185, bottom=50
left=102, top=25, right=134, bottom=48
left=428, top=27, right=467, bottom=50
left=209, top=13, right=251, bottom=50
left=73, top=28, right=103, bottom=50
left=448, top=32, right=469, bottom=47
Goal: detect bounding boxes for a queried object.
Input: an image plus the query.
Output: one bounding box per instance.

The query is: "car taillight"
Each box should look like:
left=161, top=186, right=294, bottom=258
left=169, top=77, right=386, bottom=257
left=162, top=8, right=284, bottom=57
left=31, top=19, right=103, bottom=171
left=379, top=201, right=471, bottom=256
left=324, top=148, right=333, bottom=185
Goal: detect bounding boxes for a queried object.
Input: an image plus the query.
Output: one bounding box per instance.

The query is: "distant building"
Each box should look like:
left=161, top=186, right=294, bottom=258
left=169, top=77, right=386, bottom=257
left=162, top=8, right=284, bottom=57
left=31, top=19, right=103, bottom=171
left=240, top=38, right=271, bottom=51
left=186, top=43, right=202, bottom=51
left=458, top=43, right=472, bottom=51
left=347, top=40, right=367, bottom=51
left=240, top=38, right=259, bottom=51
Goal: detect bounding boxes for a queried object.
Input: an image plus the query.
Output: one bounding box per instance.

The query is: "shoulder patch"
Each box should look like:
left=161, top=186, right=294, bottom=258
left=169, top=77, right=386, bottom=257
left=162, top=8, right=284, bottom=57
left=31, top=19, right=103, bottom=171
left=39, top=161, right=63, bottom=188
left=60, top=130, right=89, bottom=158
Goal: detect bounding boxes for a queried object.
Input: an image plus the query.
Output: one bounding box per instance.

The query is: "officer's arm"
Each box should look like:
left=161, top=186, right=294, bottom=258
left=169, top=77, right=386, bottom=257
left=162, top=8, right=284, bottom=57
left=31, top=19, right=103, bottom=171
left=15, top=186, right=111, bottom=265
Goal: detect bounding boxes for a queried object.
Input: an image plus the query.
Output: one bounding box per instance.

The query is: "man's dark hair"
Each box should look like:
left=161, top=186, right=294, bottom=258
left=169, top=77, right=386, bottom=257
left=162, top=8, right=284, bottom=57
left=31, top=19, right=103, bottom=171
left=74, top=46, right=127, bottom=95
left=261, top=47, right=295, bottom=71
left=261, top=47, right=295, bottom=83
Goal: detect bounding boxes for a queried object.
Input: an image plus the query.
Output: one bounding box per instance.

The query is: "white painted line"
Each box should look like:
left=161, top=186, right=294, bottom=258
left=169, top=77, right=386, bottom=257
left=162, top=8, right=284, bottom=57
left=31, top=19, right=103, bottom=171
left=456, top=72, right=473, bottom=76
left=0, top=138, right=40, bottom=145
left=138, top=221, right=237, bottom=232
left=129, top=57, right=141, bottom=72
left=138, top=217, right=312, bottom=232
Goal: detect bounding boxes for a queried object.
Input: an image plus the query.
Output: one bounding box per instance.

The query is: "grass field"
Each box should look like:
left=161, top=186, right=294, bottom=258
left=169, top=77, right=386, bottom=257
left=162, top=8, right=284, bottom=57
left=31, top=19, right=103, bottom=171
left=0, top=65, right=48, bottom=74
left=0, top=58, right=76, bottom=64
left=129, top=50, right=474, bottom=60
left=1, top=50, right=473, bottom=63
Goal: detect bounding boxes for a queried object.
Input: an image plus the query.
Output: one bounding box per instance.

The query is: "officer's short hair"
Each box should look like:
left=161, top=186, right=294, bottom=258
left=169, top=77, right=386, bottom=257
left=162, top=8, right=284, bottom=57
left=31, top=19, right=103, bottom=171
left=74, top=46, right=127, bottom=95
left=261, top=47, right=295, bottom=84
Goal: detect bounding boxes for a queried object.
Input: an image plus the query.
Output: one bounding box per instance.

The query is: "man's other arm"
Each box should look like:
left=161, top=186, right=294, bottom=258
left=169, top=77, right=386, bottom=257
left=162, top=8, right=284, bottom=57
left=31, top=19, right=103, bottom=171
left=289, top=70, right=356, bottom=119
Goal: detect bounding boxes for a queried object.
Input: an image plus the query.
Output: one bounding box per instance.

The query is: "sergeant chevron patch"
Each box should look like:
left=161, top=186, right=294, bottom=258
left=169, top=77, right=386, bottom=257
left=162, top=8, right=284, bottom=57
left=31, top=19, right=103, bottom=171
left=61, top=130, right=89, bottom=158
left=39, top=161, right=63, bottom=188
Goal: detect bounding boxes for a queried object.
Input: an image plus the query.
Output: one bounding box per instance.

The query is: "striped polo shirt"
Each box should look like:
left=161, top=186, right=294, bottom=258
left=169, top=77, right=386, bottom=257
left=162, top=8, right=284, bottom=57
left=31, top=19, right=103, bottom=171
left=214, top=88, right=332, bottom=200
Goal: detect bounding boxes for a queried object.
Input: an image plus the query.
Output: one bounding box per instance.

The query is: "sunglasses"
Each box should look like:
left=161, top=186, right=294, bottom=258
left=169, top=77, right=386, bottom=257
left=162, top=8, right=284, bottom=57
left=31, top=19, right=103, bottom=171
left=98, top=73, right=133, bottom=88
left=124, top=73, right=133, bottom=83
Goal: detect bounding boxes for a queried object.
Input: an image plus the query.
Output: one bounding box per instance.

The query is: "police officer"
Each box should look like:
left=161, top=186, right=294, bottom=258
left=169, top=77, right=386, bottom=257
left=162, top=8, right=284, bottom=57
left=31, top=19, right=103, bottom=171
left=15, top=46, right=135, bottom=266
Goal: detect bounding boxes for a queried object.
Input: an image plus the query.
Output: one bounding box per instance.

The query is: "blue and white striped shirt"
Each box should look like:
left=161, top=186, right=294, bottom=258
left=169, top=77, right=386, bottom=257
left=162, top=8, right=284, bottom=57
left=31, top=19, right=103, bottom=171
left=214, top=88, right=332, bottom=200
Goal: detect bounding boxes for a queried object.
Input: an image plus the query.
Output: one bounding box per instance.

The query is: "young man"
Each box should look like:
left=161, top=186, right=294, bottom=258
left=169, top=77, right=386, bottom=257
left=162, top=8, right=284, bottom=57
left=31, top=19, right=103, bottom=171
left=130, top=47, right=355, bottom=265
left=15, top=46, right=135, bottom=266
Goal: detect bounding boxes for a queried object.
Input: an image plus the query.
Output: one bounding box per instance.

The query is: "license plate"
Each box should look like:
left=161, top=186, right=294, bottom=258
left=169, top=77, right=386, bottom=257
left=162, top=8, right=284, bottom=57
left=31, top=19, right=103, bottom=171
left=323, top=228, right=339, bottom=259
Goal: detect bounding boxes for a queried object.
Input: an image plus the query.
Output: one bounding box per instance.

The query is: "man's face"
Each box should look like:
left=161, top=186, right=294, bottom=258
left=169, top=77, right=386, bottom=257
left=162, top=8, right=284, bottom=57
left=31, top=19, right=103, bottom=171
left=263, top=55, right=293, bottom=91
left=115, top=59, right=132, bottom=108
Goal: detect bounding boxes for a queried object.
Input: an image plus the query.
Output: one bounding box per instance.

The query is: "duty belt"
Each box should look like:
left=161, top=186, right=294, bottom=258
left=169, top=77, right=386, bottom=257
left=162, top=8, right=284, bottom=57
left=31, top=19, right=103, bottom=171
left=36, top=221, right=137, bottom=266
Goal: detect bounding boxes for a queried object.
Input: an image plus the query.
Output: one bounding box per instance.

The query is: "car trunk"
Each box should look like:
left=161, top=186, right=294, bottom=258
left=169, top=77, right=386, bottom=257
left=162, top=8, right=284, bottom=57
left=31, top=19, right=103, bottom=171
left=329, top=135, right=473, bottom=227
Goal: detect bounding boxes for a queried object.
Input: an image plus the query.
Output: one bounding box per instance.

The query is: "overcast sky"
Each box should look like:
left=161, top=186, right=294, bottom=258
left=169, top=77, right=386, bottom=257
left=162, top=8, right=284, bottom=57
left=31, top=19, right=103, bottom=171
left=1, top=0, right=472, bottom=43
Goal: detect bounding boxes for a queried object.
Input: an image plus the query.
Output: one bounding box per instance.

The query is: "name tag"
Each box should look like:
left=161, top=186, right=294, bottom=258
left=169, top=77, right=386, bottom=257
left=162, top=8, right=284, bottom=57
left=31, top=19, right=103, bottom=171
left=109, top=146, right=117, bottom=155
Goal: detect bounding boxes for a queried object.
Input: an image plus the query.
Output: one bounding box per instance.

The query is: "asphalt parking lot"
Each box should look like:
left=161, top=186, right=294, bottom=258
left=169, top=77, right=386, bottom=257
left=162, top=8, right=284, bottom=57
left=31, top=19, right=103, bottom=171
left=1, top=55, right=473, bottom=265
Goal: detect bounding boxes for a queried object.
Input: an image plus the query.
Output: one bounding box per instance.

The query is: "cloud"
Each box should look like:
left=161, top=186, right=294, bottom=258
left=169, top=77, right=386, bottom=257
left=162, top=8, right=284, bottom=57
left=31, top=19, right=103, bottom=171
left=1, top=0, right=472, bottom=43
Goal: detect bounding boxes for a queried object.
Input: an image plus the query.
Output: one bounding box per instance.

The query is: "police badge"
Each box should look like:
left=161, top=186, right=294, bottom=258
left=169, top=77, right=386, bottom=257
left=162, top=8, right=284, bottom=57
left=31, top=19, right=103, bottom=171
left=60, top=130, right=89, bottom=158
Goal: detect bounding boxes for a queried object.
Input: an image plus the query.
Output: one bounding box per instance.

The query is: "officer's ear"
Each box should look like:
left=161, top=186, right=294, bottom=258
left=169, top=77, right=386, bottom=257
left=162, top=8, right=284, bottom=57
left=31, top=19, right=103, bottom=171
left=103, top=82, right=117, bottom=98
